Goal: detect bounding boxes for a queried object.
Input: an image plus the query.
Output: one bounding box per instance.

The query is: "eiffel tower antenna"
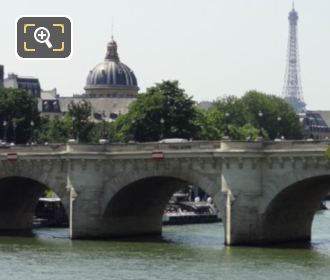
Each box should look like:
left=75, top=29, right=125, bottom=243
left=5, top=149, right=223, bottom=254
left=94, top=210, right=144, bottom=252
left=111, top=19, right=114, bottom=40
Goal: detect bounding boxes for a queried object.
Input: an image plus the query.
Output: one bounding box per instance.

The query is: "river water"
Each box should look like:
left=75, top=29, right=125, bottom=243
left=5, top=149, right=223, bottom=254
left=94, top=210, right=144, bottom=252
left=1, top=206, right=330, bottom=280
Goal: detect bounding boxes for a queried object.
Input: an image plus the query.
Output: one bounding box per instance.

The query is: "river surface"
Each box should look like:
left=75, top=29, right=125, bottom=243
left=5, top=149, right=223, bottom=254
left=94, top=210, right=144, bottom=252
left=1, top=205, right=330, bottom=280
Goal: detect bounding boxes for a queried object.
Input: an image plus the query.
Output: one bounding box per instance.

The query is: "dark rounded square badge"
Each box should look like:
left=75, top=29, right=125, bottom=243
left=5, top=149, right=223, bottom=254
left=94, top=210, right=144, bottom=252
left=16, top=16, right=72, bottom=59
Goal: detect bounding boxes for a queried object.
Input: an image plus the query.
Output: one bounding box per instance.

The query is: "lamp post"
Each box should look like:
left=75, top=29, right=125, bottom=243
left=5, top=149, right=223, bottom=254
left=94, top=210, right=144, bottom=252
left=30, top=120, right=35, bottom=144
left=224, top=112, right=230, bottom=139
left=101, top=111, right=107, bottom=140
left=102, top=119, right=107, bottom=139
left=12, top=119, right=17, bottom=144
left=258, top=111, right=263, bottom=137
left=160, top=118, right=165, bottom=140
left=276, top=116, right=282, bottom=139
left=131, top=119, right=136, bottom=142
left=2, top=120, right=7, bottom=143
left=71, top=116, right=76, bottom=140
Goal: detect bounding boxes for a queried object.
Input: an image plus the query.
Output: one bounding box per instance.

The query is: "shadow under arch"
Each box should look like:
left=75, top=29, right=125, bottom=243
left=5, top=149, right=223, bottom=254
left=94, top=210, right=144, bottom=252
left=262, top=175, right=330, bottom=244
left=103, top=176, right=222, bottom=238
left=0, top=176, right=69, bottom=234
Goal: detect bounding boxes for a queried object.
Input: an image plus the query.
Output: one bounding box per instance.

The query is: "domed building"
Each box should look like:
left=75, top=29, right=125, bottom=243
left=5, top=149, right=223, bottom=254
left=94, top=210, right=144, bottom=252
left=84, top=37, right=139, bottom=98
left=59, top=36, right=139, bottom=119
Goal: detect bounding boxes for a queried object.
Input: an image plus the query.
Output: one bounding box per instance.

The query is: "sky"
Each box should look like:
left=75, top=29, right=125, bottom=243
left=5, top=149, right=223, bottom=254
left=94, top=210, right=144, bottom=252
left=1, top=0, right=330, bottom=110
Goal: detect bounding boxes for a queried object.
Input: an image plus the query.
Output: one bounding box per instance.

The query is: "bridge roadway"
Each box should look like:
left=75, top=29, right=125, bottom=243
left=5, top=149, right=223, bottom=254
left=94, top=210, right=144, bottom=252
left=0, top=140, right=330, bottom=246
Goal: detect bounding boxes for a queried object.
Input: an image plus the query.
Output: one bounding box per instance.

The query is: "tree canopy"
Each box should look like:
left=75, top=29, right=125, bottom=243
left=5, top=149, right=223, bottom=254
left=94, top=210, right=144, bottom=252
left=0, top=84, right=304, bottom=144
left=113, top=80, right=201, bottom=142
left=38, top=100, right=95, bottom=143
left=205, top=90, right=303, bottom=140
left=0, top=87, right=40, bottom=144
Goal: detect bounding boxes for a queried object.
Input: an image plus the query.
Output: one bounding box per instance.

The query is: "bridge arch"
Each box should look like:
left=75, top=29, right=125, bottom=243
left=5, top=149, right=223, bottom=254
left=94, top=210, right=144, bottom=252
left=262, top=175, right=330, bottom=244
left=100, top=168, right=224, bottom=238
left=0, top=175, right=69, bottom=233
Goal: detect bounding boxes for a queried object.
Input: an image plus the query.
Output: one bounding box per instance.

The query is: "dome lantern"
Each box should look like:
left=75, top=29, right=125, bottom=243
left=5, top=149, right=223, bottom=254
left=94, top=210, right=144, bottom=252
left=105, top=37, right=120, bottom=62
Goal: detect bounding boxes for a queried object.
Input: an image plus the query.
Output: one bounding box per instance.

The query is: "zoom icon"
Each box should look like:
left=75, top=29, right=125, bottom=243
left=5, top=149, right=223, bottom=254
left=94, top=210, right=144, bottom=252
left=34, top=27, right=53, bottom=48
left=16, top=16, right=72, bottom=59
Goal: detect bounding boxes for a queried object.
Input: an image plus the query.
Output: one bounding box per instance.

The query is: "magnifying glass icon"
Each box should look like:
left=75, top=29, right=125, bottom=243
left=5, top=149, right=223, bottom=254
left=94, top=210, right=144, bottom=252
left=34, top=27, right=53, bottom=49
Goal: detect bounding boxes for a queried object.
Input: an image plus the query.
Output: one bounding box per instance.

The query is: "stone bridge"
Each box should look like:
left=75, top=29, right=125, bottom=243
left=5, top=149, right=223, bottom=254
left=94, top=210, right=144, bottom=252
left=1, top=140, right=330, bottom=246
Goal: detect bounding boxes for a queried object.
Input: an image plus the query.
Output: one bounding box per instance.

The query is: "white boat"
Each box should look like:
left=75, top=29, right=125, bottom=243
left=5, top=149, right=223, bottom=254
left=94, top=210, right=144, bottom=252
left=162, top=201, right=221, bottom=225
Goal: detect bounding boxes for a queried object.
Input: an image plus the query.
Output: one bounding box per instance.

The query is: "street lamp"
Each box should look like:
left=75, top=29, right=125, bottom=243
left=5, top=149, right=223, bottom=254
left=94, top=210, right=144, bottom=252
left=131, top=119, right=136, bottom=142
left=102, top=119, right=107, bottom=139
left=12, top=119, right=17, bottom=144
left=224, top=112, right=230, bottom=139
left=160, top=118, right=165, bottom=140
left=71, top=116, right=76, bottom=140
left=258, top=111, right=263, bottom=137
left=2, top=120, right=7, bottom=143
left=30, top=120, right=35, bottom=144
left=276, top=116, right=282, bottom=139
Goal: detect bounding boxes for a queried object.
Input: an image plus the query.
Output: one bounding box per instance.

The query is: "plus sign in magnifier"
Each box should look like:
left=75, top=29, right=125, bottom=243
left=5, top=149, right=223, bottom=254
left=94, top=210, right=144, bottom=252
left=34, top=26, right=53, bottom=48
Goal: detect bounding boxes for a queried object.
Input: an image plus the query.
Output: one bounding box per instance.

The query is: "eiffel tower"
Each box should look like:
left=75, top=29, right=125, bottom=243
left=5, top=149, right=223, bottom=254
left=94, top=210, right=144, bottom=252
left=282, top=3, right=306, bottom=113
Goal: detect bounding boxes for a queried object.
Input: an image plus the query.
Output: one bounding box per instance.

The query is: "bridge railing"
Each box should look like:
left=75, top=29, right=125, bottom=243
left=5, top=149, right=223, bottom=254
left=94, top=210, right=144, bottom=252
left=221, top=140, right=330, bottom=151
left=1, top=140, right=329, bottom=155
left=66, top=141, right=222, bottom=153
left=262, top=140, right=330, bottom=150
left=0, top=144, right=66, bottom=153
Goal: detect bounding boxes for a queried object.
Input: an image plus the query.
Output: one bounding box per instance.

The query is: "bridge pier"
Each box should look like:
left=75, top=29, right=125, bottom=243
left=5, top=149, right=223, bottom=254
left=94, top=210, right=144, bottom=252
left=221, top=157, right=265, bottom=246
left=67, top=159, right=105, bottom=239
left=224, top=192, right=264, bottom=245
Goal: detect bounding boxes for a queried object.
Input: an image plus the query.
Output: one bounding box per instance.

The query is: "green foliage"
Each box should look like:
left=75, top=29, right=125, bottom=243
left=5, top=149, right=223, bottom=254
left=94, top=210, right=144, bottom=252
left=325, top=147, right=330, bottom=160
left=87, top=120, right=114, bottom=144
left=37, top=116, right=71, bottom=143
left=44, top=189, right=57, bottom=198
left=0, top=87, right=40, bottom=144
left=241, top=91, right=303, bottom=139
left=194, top=108, right=220, bottom=140
left=37, top=100, right=96, bottom=143
left=205, top=95, right=256, bottom=140
left=205, top=91, right=303, bottom=140
left=114, top=80, right=201, bottom=142
left=67, top=100, right=94, bottom=142
left=0, top=83, right=303, bottom=144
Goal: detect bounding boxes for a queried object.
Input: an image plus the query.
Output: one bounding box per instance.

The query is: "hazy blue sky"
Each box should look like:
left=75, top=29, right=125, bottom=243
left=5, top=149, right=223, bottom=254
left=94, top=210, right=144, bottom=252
left=1, top=0, right=330, bottom=109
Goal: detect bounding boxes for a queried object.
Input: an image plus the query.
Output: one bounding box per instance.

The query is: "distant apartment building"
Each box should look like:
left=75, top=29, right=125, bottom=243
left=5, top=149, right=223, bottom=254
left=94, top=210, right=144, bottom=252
left=1, top=66, right=61, bottom=118
left=4, top=73, right=41, bottom=98
left=304, top=111, right=330, bottom=139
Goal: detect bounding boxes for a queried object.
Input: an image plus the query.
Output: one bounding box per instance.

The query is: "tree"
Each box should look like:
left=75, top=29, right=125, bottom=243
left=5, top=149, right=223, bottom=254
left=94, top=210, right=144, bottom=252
left=114, top=80, right=201, bottom=142
left=66, top=100, right=94, bottom=142
left=206, top=91, right=303, bottom=140
left=37, top=116, right=71, bottom=143
left=205, top=95, right=258, bottom=140
left=241, top=91, right=303, bottom=139
left=37, top=100, right=95, bottom=143
left=0, top=87, right=40, bottom=144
